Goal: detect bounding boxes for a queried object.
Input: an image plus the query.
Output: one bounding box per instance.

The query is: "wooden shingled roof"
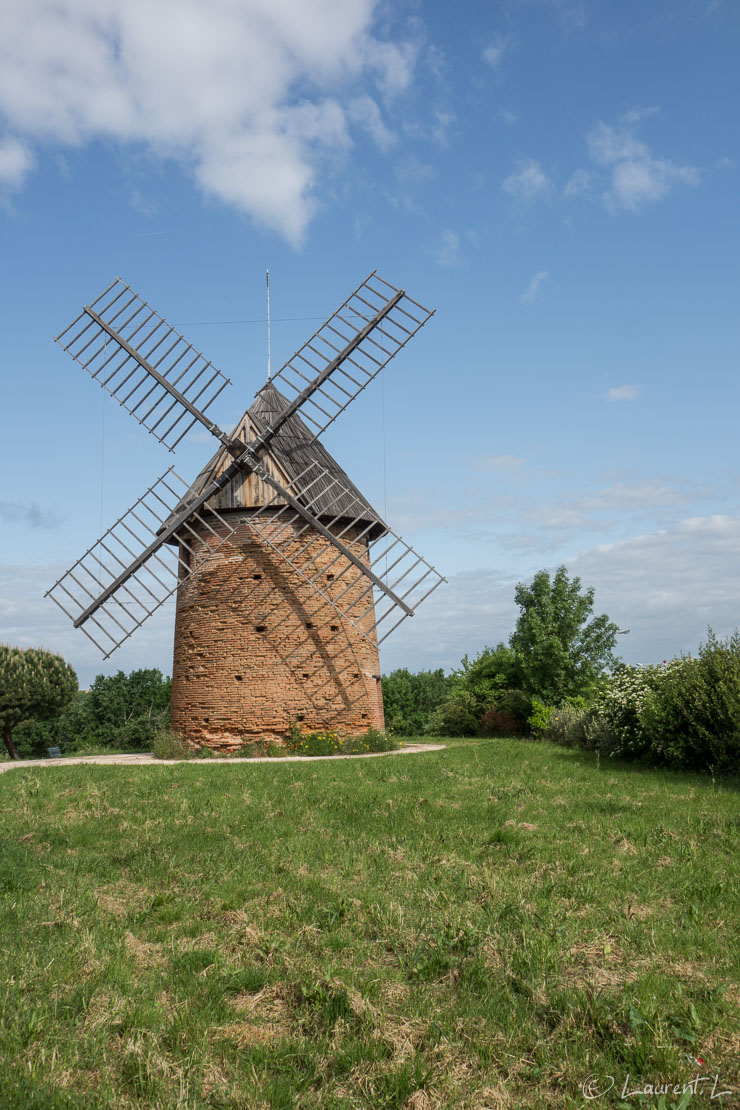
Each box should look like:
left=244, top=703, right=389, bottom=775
left=171, top=382, right=386, bottom=540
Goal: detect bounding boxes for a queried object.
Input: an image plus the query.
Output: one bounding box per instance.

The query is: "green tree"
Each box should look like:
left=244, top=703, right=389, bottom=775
left=13, top=668, right=172, bottom=757
left=0, top=645, right=78, bottom=760
left=509, top=566, right=618, bottom=704
left=450, top=643, right=520, bottom=711
left=86, top=669, right=171, bottom=747
left=381, top=668, right=451, bottom=735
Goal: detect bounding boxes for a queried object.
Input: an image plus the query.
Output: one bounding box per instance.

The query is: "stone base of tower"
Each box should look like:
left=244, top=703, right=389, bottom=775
left=170, top=514, right=385, bottom=752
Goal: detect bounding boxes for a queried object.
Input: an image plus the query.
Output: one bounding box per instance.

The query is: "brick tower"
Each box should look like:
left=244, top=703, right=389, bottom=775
left=169, top=383, right=386, bottom=750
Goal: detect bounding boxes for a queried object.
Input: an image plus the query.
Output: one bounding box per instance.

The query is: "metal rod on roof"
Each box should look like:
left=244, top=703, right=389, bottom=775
left=266, top=270, right=271, bottom=381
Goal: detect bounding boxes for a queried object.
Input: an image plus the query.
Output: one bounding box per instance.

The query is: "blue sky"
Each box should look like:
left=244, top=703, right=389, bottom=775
left=1, top=0, right=739, bottom=687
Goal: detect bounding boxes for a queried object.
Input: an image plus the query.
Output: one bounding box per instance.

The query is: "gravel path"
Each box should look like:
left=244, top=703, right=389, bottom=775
left=0, top=743, right=445, bottom=773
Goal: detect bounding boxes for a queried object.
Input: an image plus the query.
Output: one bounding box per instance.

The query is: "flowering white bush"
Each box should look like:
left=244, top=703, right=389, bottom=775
left=590, top=663, right=674, bottom=758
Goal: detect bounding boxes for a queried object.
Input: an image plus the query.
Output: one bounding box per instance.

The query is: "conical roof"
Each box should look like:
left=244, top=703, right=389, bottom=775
left=172, top=382, right=386, bottom=540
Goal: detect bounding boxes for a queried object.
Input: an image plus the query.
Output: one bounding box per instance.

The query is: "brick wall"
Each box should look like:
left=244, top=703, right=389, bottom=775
left=170, top=512, right=385, bottom=750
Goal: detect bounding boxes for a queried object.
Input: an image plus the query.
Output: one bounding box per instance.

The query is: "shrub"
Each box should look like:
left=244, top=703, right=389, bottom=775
left=587, top=663, right=666, bottom=760
left=426, top=693, right=480, bottom=737
left=542, top=703, right=592, bottom=748
left=481, top=690, right=533, bottom=737
left=152, top=728, right=194, bottom=760
left=528, top=699, right=554, bottom=734
left=480, top=708, right=520, bottom=738
left=285, top=726, right=399, bottom=757
left=243, top=739, right=289, bottom=758
left=538, top=632, right=740, bottom=775
left=86, top=669, right=172, bottom=750
left=640, top=631, right=740, bottom=772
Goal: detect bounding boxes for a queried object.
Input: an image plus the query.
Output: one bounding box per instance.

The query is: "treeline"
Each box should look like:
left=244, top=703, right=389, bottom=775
left=382, top=630, right=740, bottom=774
left=382, top=644, right=542, bottom=739
left=11, top=669, right=171, bottom=759
left=383, top=565, right=618, bottom=740
left=543, top=630, right=740, bottom=774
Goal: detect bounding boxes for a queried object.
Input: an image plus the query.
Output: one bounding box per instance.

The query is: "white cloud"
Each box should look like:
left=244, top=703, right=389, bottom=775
left=426, top=44, right=446, bottom=79
left=607, top=384, right=640, bottom=402
left=432, top=110, right=457, bottom=146
left=0, top=135, right=34, bottom=189
left=7, top=514, right=740, bottom=687
left=567, top=515, right=740, bottom=661
left=0, top=501, right=62, bottom=529
left=432, top=228, right=462, bottom=268
left=0, top=0, right=415, bottom=244
left=498, top=108, right=518, bottom=127
left=587, top=119, right=699, bottom=212
left=502, top=158, right=553, bottom=204
left=380, top=515, right=740, bottom=674
left=0, top=560, right=176, bottom=688
left=477, top=455, right=525, bottom=470
left=563, top=167, right=591, bottom=198
left=481, top=32, right=511, bottom=71
left=395, top=153, right=435, bottom=184
left=361, top=36, right=418, bottom=96
left=347, top=96, right=396, bottom=151
left=520, top=270, right=550, bottom=303
left=380, top=567, right=519, bottom=673
left=501, top=478, right=699, bottom=550
left=620, top=105, right=660, bottom=126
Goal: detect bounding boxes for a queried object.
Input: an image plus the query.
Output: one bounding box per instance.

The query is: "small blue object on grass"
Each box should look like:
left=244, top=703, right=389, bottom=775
left=47, top=747, right=62, bottom=759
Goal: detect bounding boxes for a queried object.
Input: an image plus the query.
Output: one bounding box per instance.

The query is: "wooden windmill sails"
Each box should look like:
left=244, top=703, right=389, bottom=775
left=46, top=272, right=445, bottom=660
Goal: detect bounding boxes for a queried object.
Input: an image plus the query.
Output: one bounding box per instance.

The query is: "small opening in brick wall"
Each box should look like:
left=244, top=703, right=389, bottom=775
left=352, top=673, right=360, bottom=679
left=305, top=622, right=314, bottom=629
left=361, top=713, right=368, bottom=719
left=255, top=624, right=266, bottom=632
left=326, top=573, right=335, bottom=580
left=235, top=675, right=243, bottom=682
left=302, top=673, right=309, bottom=679
left=330, top=625, right=339, bottom=632
left=252, top=573, right=262, bottom=580
left=296, top=713, right=305, bottom=721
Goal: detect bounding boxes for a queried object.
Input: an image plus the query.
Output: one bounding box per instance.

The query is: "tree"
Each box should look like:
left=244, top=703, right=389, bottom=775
left=12, top=668, right=173, bottom=757
left=508, top=566, right=618, bottom=704
left=85, top=669, right=171, bottom=748
left=381, top=668, right=451, bottom=736
left=450, top=643, right=520, bottom=712
left=0, top=645, right=78, bottom=760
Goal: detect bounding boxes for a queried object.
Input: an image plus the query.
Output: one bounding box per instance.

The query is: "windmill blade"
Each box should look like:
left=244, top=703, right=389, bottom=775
left=55, top=278, right=233, bottom=452
left=45, top=469, right=234, bottom=657
left=263, top=272, right=434, bottom=445
left=230, top=460, right=445, bottom=644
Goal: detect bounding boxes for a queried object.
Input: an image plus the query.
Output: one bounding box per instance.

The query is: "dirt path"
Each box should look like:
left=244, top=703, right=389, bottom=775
left=0, top=743, right=445, bottom=774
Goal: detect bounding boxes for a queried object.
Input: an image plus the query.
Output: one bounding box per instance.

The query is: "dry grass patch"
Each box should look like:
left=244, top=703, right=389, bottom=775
left=218, top=1021, right=287, bottom=1047
left=124, top=931, right=163, bottom=969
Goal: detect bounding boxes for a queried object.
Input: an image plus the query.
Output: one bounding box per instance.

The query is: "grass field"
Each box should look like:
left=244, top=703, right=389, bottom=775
left=1, top=738, right=738, bottom=1109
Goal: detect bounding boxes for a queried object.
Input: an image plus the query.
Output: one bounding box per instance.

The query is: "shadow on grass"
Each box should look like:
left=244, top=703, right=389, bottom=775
left=544, top=739, right=740, bottom=792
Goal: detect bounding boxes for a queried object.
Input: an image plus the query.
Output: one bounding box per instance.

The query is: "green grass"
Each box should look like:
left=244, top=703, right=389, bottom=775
left=0, top=738, right=738, bottom=1109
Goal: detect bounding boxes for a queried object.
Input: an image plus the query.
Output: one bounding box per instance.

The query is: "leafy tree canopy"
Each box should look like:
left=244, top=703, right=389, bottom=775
left=381, top=668, right=451, bottom=736
left=0, top=645, right=78, bottom=760
left=509, top=565, right=618, bottom=704
left=450, top=643, right=520, bottom=710
left=13, top=668, right=173, bottom=759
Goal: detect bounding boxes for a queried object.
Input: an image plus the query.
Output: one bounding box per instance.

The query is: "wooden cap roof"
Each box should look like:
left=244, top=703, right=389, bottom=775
left=171, top=382, right=386, bottom=540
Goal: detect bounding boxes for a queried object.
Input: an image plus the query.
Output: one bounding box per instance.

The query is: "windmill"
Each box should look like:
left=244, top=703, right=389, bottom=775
left=46, top=272, right=445, bottom=749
